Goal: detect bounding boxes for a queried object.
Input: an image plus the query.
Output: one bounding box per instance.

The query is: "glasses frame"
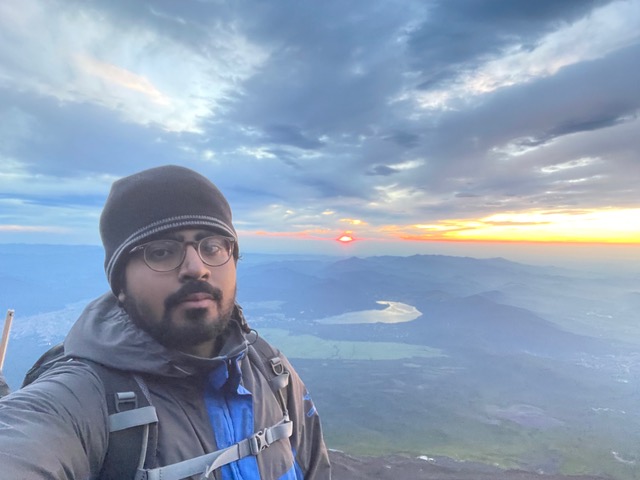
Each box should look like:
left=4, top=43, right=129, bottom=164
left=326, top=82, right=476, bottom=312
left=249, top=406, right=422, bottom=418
left=129, top=235, right=236, bottom=272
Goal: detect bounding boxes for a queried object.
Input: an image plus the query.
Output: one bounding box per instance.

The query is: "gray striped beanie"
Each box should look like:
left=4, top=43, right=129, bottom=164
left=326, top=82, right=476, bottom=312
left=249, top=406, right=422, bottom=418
left=100, top=165, right=238, bottom=294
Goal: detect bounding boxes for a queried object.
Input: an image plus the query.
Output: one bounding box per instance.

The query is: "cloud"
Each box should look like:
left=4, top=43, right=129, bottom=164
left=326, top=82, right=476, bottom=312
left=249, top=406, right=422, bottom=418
left=367, top=165, right=398, bottom=176
left=0, top=224, right=70, bottom=233
left=412, top=0, right=639, bottom=108
left=407, top=0, right=621, bottom=89
left=262, top=124, right=325, bottom=150
left=0, top=0, right=269, bottom=133
left=0, top=0, right=638, bottom=249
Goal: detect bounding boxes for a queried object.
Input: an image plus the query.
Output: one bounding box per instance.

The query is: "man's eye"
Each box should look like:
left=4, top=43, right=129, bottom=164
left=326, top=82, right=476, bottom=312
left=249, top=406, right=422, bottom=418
left=201, top=242, right=222, bottom=255
left=147, top=243, right=178, bottom=259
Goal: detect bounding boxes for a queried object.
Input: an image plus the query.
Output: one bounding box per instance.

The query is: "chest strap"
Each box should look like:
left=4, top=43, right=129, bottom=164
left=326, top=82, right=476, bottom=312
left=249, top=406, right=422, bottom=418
left=134, top=418, right=293, bottom=480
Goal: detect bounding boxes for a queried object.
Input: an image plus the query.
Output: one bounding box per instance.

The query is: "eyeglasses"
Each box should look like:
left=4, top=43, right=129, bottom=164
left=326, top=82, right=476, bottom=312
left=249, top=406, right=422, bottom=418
left=129, top=236, right=235, bottom=272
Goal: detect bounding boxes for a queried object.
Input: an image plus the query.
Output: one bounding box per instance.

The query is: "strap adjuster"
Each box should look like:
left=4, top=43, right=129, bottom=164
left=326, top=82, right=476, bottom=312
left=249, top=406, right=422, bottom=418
left=114, top=391, right=137, bottom=412
left=249, top=429, right=270, bottom=455
left=269, top=357, right=285, bottom=376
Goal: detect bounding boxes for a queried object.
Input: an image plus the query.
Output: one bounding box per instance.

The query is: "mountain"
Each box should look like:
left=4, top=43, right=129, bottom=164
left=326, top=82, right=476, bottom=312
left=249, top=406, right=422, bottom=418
left=1, top=245, right=639, bottom=479
left=0, top=244, right=108, bottom=317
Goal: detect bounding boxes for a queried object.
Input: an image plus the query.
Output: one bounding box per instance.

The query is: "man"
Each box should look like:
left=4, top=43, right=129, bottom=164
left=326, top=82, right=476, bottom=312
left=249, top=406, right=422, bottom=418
left=0, top=165, right=331, bottom=479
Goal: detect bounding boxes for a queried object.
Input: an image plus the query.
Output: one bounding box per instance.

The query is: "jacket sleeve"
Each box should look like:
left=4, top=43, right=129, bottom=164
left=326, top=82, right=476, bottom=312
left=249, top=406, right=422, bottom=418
left=280, top=353, right=331, bottom=480
left=0, top=360, right=109, bottom=479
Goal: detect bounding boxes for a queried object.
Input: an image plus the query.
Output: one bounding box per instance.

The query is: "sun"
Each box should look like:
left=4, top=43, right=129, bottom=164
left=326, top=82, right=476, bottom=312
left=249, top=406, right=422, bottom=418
left=337, top=233, right=355, bottom=243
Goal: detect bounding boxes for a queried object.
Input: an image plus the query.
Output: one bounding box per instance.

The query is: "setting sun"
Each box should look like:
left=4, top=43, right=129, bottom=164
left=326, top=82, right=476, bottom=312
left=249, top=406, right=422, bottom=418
left=337, top=234, right=355, bottom=243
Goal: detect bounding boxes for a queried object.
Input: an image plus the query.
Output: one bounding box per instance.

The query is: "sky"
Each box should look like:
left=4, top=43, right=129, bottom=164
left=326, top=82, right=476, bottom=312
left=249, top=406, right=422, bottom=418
left=0, top=0, right=639, bottom=268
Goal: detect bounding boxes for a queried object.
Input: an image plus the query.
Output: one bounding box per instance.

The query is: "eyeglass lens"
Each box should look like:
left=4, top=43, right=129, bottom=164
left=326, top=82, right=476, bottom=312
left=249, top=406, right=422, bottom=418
left=143, top=237, right=232, bottom=271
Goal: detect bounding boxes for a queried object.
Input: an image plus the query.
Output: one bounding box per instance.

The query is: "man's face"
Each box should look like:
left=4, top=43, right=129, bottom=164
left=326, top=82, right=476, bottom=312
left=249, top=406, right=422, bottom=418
left=121, top=228, right=237, bottom=357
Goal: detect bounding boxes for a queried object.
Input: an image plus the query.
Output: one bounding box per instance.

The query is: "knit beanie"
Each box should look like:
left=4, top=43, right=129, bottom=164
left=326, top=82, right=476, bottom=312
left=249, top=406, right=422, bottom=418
left=100, top=165, right=238, bottom=294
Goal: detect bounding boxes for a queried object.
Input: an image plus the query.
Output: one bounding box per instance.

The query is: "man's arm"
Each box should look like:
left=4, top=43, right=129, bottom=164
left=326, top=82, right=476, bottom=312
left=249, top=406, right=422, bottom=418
left=281, top=354, right=331, bottom=480
left=0, top=361, right=109, bottom=479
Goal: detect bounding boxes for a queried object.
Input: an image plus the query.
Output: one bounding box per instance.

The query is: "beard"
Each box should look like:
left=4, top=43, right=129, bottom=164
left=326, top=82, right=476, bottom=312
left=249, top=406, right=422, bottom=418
left=123, top=280, right=236, bottom=353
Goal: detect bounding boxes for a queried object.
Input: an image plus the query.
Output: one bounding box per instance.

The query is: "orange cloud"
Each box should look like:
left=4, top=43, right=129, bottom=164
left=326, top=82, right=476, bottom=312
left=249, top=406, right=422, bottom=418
left=339, top=218, right=369, bottom=226
left=76, top=54, right=170, bottom=105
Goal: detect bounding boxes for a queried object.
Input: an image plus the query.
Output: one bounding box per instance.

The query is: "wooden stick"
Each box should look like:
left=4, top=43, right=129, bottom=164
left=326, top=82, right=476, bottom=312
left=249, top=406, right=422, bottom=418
left=0, top=309, right=15, bottom=371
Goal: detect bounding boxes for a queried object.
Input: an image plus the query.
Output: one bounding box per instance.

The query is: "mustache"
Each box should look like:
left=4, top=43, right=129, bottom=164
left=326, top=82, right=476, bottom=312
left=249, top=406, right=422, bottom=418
left=164, top=281, right=222, bottom=310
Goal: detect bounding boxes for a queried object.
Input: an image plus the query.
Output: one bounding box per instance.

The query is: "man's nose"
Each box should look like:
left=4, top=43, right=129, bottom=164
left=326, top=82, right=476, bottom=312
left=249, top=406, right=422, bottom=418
left=178, top=244, right=210, bottom=281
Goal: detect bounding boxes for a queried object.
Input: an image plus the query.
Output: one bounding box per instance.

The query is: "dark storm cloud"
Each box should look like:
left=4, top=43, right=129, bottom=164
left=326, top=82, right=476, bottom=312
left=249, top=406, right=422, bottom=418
left=406, top=42, right=640, bottom=198
left=219, top=1, right=415, bottom=134
left=367, top=165, right=398, bottom=177
left=265, top=149, right=303, bottom=169
left=382, top=132, right=422, bottom=149
left=548, top=113, right=630, bottom=138
left=262, top=125, right=325, bottom=150
left=408, top=0, right=615, bottom=89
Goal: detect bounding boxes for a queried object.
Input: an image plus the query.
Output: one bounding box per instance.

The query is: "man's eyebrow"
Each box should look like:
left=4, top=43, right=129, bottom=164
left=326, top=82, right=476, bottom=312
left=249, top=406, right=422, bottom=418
left=157, top=231, right=216, bottom=242
left=150, top=232, right=182, bottom=241
left=194, top=231, right=215, bottom=240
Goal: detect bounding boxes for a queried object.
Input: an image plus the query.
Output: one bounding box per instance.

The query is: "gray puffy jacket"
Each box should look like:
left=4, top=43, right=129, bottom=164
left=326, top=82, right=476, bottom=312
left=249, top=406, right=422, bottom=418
left=0, top=293, right=331, bottom=479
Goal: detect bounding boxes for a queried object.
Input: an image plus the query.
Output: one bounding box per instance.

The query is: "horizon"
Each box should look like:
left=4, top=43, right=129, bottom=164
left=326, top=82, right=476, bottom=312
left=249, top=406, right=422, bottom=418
left=1, top=239, right=638, bottom=274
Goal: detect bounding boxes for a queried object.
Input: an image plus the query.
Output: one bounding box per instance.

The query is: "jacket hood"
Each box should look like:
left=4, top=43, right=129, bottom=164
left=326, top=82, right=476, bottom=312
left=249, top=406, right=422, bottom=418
left=64, top=292, right=248, bottom=378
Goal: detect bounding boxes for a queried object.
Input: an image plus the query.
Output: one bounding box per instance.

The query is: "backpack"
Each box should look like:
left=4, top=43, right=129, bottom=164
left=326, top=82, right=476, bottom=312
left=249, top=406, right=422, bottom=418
left=22, top=332, right=292, bottom=480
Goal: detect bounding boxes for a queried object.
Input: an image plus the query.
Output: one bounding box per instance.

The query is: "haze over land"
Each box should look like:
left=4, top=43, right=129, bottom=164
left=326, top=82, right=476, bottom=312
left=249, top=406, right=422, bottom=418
left=1, top=244, right=638, bottom=479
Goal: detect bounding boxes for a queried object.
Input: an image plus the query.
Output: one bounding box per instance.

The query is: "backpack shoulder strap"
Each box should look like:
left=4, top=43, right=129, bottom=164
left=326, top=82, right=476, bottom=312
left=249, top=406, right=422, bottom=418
left=246, top=332, right=290, bottom=417
left=81, top=360, right=159, bottom=480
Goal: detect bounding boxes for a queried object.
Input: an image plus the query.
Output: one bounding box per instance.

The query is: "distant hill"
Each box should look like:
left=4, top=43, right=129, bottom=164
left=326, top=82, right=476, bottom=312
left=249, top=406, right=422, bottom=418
left=0, top=244, right=107, bottom=317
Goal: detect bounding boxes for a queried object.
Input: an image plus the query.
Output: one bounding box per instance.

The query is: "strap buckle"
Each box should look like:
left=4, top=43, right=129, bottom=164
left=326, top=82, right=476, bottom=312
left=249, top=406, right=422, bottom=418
left=249, top=429, right=270, bottom=455
left=114, top=391, right=137, bottom=412
left=269, top=357, right=285, bottom=376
